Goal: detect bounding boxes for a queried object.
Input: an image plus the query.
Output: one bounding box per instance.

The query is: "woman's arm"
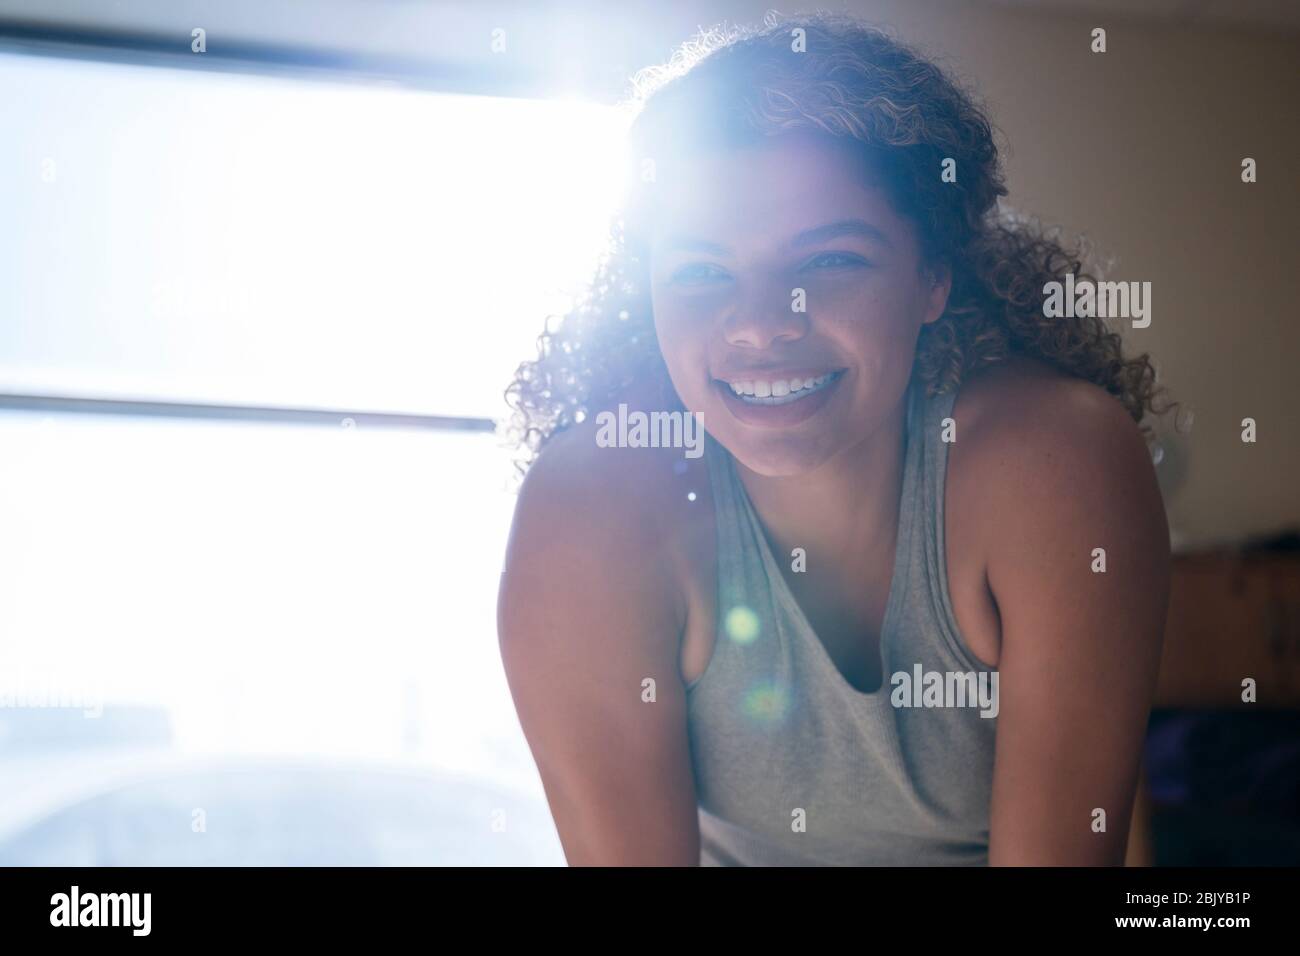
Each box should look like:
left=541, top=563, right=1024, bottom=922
left=497, top=430, right=701, bottom=865
left=966, top=373, right=1171, bottom=865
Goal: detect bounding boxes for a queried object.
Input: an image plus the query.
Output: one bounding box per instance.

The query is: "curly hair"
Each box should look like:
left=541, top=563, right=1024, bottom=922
left=505, top=12, right=1168, bottom=468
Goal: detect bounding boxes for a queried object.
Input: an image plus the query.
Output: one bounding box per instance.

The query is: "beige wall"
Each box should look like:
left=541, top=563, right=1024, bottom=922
left=665, top=0, right=1299, bottom=551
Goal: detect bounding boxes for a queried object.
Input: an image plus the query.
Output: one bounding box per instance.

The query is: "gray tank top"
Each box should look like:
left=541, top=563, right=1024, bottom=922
left=687, top=375, right=998, bottom=865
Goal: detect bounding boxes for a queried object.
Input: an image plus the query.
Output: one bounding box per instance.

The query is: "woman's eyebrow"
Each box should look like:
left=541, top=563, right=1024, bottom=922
left=659, top=236, right=732, bottom=255
left=790, top=218, right=893, bottom=249
left=657, top=219, right=891, bottom=256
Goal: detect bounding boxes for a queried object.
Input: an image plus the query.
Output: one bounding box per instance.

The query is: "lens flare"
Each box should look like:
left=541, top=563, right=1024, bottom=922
left=741, top=680, right=790, bottom=723
left=724, top=605, right=761, bottom=644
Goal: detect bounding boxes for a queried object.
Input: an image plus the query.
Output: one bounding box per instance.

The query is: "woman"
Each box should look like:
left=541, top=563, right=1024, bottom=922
left=498, top=13, right=1171, bottom=866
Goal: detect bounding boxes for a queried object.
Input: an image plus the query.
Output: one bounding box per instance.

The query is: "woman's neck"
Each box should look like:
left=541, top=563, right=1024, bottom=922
left=734, top=395, right=909, bottom=589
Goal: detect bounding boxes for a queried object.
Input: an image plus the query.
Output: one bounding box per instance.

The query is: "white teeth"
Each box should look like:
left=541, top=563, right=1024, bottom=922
left=724, top=372, right=841, bottom=407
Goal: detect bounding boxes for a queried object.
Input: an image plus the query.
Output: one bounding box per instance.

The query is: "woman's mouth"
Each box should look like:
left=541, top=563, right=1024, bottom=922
left=713, top=369, right=847, bottom=428
left=724, top=371, right=843, bottom=406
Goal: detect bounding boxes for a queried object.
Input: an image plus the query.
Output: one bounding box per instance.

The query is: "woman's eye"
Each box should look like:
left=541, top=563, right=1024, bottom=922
left=805, top=252, right=870, bottom=271
left=669, top=263, right=730, bottom=286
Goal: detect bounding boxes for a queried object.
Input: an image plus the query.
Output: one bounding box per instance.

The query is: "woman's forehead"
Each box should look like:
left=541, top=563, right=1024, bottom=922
left=644, top=135, right=907, bottom=252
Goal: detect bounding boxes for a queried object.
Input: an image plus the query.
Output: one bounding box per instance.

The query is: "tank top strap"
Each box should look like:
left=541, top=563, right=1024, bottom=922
left=910, top=379, right=986, bottom=673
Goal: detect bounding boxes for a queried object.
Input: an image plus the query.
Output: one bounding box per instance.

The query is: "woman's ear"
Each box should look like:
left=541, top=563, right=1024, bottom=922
left=921, top=260, right=953, bottom=326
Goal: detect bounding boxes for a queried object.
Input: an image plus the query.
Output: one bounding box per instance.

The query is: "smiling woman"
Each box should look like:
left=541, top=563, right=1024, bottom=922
left=498, top=11, right=1171, bottom=866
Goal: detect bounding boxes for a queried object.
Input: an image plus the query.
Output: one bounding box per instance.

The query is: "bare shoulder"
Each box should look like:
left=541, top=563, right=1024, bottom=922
left=498, top=400, right=713, bottom=662
left=952, top=355, right=1146, bottom=457
left=948, top=353, right=1168, bottom=583
left=504, top=408, right=708, bottom=576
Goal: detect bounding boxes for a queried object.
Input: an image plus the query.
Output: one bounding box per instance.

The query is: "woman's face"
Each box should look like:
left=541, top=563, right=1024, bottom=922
left=648, top=133, right=950, bottom=477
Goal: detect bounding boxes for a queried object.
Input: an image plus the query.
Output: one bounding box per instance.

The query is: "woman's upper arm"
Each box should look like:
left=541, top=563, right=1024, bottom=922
left=974, top=380, right=1171, bottom=865
left=497, top=436, right=700, bottom=865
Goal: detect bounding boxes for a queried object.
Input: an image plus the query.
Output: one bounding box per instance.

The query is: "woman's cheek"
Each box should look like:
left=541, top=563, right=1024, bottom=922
left=655, top=293, right=713, bottom=345
left=823, top=284, right=915, bottom=351
left=651, top=301, right=712, bottom=402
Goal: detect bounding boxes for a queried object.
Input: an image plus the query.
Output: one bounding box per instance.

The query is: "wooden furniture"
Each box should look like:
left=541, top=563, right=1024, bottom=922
left=1126, top=548, right=1300, bottom=865
left=1156, top=550, right=1300, bottom=709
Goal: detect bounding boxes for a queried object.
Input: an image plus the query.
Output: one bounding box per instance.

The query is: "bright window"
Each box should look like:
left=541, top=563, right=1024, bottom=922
left=0, top=50, right=624, bottom=864
left=0, top=50, right=626, bottom=416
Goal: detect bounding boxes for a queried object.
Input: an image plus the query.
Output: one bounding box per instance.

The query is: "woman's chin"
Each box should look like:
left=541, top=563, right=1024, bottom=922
left=712, top=429, right=842, bottom=479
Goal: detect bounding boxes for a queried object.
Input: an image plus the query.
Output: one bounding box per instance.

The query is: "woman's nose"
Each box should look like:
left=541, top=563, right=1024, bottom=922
left=720, top=282, right=809, bottom=350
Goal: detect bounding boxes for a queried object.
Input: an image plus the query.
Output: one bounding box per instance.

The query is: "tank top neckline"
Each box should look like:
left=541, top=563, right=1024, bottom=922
left=700, top=377, right=924, bottom=706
